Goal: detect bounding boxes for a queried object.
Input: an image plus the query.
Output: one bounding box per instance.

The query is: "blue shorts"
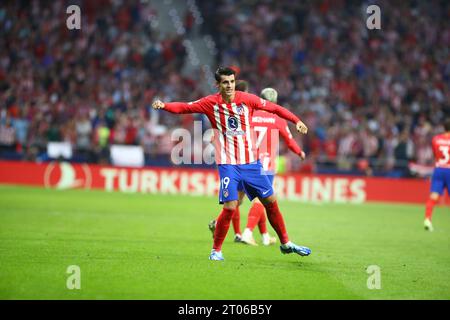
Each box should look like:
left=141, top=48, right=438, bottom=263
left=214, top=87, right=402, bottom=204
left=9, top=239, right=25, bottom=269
left=430, top=167, right=450, bottom=195
left=237, top=173, right=274, bottom=191
left=218, top=161, right=274, bottom=204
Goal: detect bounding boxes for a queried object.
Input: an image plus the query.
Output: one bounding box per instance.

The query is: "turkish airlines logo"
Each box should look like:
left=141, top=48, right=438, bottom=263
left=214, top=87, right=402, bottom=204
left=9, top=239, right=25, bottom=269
left=44, top=162, right=92, bottom=189
left=227, top=116, right=239, bottom=130
left=226, top=116, right=245, bottom=136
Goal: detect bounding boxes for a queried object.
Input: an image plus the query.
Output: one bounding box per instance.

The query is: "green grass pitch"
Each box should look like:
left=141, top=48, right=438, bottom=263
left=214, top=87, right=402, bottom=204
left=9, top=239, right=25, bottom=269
left=0, top=185, right=449, bottom=299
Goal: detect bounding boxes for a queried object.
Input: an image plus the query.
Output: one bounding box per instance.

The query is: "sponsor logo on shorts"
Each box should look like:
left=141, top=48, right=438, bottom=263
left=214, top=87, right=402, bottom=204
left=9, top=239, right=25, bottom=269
left=223, top=189, right=229, bottom=198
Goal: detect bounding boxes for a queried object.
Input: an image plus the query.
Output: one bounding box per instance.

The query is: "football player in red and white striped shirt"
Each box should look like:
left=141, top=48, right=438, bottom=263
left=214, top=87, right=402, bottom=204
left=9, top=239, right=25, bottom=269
left=153, top=67, right=311, bottom=260
left=424, top=118, right=450, bottom=231
left=208, top=85, right=306, bottom=246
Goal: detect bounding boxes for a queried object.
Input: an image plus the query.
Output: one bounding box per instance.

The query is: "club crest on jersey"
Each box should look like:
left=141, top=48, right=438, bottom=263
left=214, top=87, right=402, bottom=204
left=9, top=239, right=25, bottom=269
left=223, top=189, right=229, bottom=198
left=236, top=105, right=245, bottom=115
left=227, top=116, right=239, bottom=131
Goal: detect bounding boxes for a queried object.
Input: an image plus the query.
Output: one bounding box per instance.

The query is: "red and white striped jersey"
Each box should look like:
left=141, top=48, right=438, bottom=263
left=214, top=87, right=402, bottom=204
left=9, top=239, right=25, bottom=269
left=432, top=132, right=450, bottom=168
left=251, top=110, right=303, bottom=172
left=164, top=91, right=301, bottom=165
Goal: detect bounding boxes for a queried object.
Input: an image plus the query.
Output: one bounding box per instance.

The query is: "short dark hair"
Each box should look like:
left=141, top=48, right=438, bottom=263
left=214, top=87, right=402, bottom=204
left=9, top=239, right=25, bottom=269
left=235, top=80, right=249, bottom=92
left=444, top=118, right=450, bottom=131
left=214, top=66, right=236, bottom=82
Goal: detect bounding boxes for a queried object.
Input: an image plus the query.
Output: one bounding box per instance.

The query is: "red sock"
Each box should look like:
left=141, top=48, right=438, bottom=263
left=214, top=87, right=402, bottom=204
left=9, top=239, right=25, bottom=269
left=213, top=208, right=235, bottom=251
left=263, top=200, right=289, bottom=244
left=425, top=198, right=438, bottom=220
left=246, top=202, right=264, bottom=231
left=232, top=206, right=241, bottom=235
left=257, top=207, right=268, bottom=234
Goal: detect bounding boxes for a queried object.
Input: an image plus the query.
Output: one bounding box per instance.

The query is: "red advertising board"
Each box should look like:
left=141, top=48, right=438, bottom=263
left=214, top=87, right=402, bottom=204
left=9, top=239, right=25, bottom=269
left=0, top=160, right=448, bottom=205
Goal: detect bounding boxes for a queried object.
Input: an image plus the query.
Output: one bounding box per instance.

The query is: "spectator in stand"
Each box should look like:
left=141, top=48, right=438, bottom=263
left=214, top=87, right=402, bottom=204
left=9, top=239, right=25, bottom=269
left=75, top=113, right=93, bottom=159
left=11, top=107, right=29, bottom=153
left=394, top=130, right=414, bottom=166
left=0, top=116, right=16, bottom=152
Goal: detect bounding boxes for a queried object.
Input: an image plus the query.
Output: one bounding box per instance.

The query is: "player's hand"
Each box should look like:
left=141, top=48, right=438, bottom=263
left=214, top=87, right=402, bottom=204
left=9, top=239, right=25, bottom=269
left=299, top=151, right=306, bottom=160
left=296, top=120, right=308, bottom=134
left=152, top=100, right=165, bottom=109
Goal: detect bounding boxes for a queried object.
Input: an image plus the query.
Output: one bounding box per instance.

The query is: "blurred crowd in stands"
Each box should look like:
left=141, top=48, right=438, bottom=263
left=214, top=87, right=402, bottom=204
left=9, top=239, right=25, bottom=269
left=0, top=0, right=449, bottom=177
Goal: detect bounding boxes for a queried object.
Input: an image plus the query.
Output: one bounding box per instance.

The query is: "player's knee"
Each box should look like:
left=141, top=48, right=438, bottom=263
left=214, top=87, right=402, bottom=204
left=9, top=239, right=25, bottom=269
left=238, top=192, right=245, bottom=206
left=259, top=194, right=276, bottom=206
left=253, top=198, right=262, bottom=205
left=430, top=193, right=440, bottom=201
left=224, top=200, right=238, bottom=210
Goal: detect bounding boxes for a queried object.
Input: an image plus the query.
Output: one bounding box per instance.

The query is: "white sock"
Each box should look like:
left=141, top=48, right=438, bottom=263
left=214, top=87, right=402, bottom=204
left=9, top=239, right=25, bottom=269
left=262, top=233, right=270, bottom=243
left=281, top=241, right=292, bottom=249
left=242, top=228, right=252, bottom=239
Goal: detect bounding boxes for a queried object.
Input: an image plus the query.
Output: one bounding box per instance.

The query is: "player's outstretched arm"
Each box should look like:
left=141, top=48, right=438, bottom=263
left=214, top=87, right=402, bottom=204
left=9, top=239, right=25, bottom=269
left=254, top=96, right=308, bottom=134
left=152, top=99, right=207, bottom=114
